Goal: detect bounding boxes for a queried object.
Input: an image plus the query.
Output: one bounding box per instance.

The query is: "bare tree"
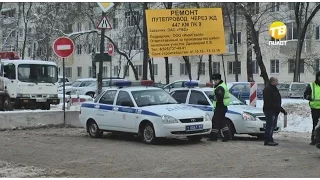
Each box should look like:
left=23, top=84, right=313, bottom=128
left=21, top=2, right=32, bottom=59
left=293, top=2, right=320, bottom=82
left=163, top=2, right=172, bottom=84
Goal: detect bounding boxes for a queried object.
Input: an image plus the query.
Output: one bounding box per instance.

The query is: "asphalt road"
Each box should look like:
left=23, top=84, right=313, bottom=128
left=0, top=127, right=319, bottom=178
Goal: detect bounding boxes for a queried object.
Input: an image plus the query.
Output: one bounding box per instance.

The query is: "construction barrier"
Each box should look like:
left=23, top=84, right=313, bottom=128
left=250, top=82, right=257, bottom=107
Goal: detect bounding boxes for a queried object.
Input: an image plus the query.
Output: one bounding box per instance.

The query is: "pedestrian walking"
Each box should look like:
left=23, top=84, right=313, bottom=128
left=263, top=77, right=287, bottom=146
left=304, top=71, right=320, bottom=145
left=208, top=73, right=231, bottom=142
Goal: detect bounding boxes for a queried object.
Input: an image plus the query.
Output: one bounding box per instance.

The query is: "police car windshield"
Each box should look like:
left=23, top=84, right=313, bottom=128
left=204, top=91, right=245, bottom=105
left=131, top=89, right=177, bottom=107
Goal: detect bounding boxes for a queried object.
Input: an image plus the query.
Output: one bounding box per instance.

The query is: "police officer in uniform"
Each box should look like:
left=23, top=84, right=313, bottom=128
left=304, top=71, right=320, bottom=145
left=208, top=73, right=231, bottom=142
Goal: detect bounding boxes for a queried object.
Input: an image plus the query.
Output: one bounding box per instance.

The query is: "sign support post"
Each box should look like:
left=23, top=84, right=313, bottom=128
left=62, top=58, right=66, bottom=124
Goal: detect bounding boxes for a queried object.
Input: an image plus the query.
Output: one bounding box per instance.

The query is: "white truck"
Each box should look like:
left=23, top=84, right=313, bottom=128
left=0, top=53, right=60, bottom=110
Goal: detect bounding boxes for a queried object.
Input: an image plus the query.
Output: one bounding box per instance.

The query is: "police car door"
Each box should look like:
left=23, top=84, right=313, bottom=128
left=113, top=90, right=136, bottom=132
left=188, top=90, right=211, bottom=111
left=170, top=90, right=189, bottom=104
left=97, top=90, right=118, bottom=130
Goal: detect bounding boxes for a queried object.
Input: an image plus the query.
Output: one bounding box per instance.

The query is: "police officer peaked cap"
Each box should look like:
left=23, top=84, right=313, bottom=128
left=212, top=73, right=222, bottom=80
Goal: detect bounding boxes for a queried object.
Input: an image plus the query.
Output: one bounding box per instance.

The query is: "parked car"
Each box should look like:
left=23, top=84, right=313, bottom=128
left=278, top=82, right=307, bottom=98
left=58, top=75, right=70, bottom=86
left=58, top=78, right=96, bottom=94
left=169, top=82, right=280, bottom=139
left=227, top=82, right=263, bottom=100
left=163, top=80, right=200, bottom=92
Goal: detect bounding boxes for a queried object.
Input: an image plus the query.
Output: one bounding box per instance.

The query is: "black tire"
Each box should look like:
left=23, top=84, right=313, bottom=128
left=86, top=92, right=95, bottom=98
left=87, top=120, right=103, bottom=138
left=187, top=135, right=202, bottom=142
left=3, top=96, right=13, bottom=111
left=141, top=122, right=157, bottom=144
left=226, top=119, right=236, bottom=139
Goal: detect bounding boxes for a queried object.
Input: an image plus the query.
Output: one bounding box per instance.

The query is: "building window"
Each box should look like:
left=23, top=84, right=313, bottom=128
left=125, top=11, right=139, bottom=27
left=229, top=32, right=241, bottom=44
left=316, top=26, right=320, bottom=40
left=28, top=47, right=31, bottom=57
left=198, top=62, right=205, bottom=75
left=270, top=59, right=279, bottom=74
left=123, top=65, right=129, bottom=77
left=88, top=66, right=93, bottom=77
left=113, top=66, right=119, bottom=76
left=65, top=67, right=72, bottom=77
left=251, top=2, right=259, bottom=14
left=88, top=22, right=93, bottom=30
left=87, top=44, right=92, bottom=54
left=180, top=63, right=188, bottom=75
left=113, top=18, right=118, bottom=29
left=103, top=66, right=108, bottom=77
left=286, top=22, right=298, bottom=40
left=152, top=64, right=158, bottom=75
left=315, top=59, right=320, bottom=72
left=134, top=65, right=142, bottom=76
left=252, top=60, right=259, bottom=74
left=77, top=67, right=82, bottom=77
left=227, top=61, right=241, bottom=74
left=77, top=23, right=81, bottom=31
left=288, top=2, right=295, bottom=11
left=77, top=44, right=82, bottom=54
left=288, top=59, right=305, bottom=73
left=169, top=63, right=173, bottom=76
left=269, top=2, right=280, bottom=12
left=213, top=62, right=220, bottom=74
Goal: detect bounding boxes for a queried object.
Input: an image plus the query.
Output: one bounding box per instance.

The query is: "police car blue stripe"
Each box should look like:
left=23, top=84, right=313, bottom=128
left=189, top=105, right=241, bottom=115
left=81, top=103, right=160, bottom=117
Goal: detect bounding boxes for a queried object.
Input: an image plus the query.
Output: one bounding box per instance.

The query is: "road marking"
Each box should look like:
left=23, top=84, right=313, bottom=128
left=57, top=45, right=71, bottom=50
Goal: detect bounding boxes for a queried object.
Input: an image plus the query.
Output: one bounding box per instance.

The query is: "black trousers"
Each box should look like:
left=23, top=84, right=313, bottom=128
left=210, top=107, right=229, bottom=140
left=263, top=110, right=279, bottom=143
left=311, top=108, right=320, bottom=143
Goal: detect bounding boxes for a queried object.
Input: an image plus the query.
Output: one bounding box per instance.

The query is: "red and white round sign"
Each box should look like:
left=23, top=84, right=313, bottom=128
left=107, top=43, right=114, bottom=56
left=53, top=37, right=75, bottom=58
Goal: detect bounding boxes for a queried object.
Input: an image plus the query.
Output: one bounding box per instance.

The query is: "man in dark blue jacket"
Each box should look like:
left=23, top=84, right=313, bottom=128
left=263, top=77, right=287, bottom=146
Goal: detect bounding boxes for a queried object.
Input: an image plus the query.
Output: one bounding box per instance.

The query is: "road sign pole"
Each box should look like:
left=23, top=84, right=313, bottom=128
left=98, top=11, right=106, bottom=95
left=62, top=58, right=66, bottom=124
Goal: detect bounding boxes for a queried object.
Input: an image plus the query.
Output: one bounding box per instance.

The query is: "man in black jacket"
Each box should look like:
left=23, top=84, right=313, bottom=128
left=304, top=71, right=320, bottom=145
left=263, top=77, right=287, bottom=146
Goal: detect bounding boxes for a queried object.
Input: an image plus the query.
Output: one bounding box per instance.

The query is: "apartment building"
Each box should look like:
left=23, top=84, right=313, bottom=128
left=1, top=2, right=320, bottom=83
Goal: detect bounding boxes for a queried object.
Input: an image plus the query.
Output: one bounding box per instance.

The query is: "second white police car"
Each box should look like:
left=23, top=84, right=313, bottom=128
left=169, top=81, right=281, bottom=139
left=79, top=80, right=212, bottom=144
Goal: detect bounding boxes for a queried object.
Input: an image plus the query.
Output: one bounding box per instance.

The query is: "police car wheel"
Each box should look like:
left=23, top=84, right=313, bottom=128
left=226, top=119, right=236, bottom=139
left=88, top=121, right=103, bottom=138
left=142, top=123, right=157, bottom=144
left=187, top=135, right=202, bottom=142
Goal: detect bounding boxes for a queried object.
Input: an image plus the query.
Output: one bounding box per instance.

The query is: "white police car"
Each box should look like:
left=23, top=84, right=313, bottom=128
left=79, top=80, right=212, bottom=144
left=169, top=81, right=281, bottom=139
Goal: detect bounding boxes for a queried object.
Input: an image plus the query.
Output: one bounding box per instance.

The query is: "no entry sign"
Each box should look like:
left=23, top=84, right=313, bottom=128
left=107, top=43, right=114, bottom=56
left=53, top=37, right=75, bottom=58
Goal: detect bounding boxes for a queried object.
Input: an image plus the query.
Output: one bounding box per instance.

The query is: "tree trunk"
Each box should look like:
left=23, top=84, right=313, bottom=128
left=22, top=22, right=27, bottom=60
left=208, top=55, right=213, bottom=82
left=91, top=47, right=96, bottom=78
left=183, top=56, right=192, bottom=80
left=142, top=2, right=149, bottom=80
left=164, top=2, right=172, bottom=85
left=123, top=61, right=129, bottom=79
left=197, top=56, right=203, bottom=80
left=148, top=58, right=154, bottom=81
left=246, top=3, right=253, bottom=82
left=232, top=3, right=239, bottom=82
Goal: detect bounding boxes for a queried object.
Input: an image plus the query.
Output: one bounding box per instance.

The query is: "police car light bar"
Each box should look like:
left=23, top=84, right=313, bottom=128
left=113, top=80, right=132, bottom=87
left=184, top=81, right=199, bottom=87
left=141, top=80, right=154, bottom=86
left=206, top=82, right=213, bottom=87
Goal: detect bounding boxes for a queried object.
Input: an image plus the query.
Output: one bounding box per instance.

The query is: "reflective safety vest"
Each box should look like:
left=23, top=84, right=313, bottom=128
left=310, top=82, right=320, bottom=109
left=213, top=82, right=230, bottom=108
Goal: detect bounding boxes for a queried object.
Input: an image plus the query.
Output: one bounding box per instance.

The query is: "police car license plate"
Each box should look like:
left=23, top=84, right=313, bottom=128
left=36, top=98, right=46, bottom=102
left=186, top=124, right=203, bottom=131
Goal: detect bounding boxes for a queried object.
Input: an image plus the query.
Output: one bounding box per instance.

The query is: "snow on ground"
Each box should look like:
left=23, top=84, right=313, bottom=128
left=245, top=99, right=312, bottom=133
left=0, top=161, right=68, bottom=177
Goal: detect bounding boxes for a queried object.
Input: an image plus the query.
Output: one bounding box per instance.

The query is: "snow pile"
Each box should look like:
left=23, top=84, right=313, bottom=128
left=51, top=103, right=81, bottom=111
left=0, top=161, right=68, bottom=178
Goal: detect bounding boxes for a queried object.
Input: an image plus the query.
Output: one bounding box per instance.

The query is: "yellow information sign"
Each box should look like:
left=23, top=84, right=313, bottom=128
left=97, top=2, right=114, bottom=12
left=145, top=8, right=226, bottom=58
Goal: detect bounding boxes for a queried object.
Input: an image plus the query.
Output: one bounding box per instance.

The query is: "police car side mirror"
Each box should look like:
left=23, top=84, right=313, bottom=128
left=198, top=100, right=210, bottom=106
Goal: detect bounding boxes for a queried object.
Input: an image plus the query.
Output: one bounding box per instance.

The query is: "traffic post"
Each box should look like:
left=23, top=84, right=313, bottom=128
left=249, top=82, right=257, bottom=107
left=53, top=36, right=75, bottom=124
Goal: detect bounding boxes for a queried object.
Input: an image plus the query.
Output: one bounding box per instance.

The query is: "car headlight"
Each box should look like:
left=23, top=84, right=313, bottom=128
left=161, top=115, right=179, bottom=124
left=242, top=112, right=256, bottom=121
left=205, top=113, right=211, bottom=121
